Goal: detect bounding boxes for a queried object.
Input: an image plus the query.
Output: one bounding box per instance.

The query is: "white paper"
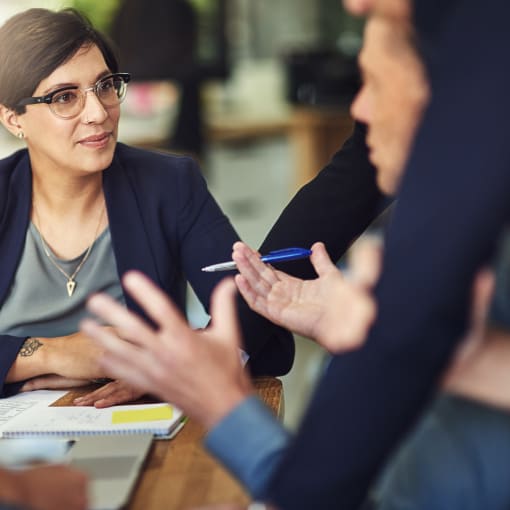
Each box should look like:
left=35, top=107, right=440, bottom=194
left=0, top=390, right=66, bottom=429
left=1, top=402, right=182, bottom=438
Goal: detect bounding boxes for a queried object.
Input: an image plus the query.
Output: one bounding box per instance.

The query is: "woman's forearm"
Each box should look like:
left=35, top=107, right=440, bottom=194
left=5, top=331, right=106, bottom=383
left=5, top=337, right=50, bottom=382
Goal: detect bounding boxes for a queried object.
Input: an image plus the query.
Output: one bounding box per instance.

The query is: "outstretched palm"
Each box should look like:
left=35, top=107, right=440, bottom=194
left=233, top=241, right=376, bottom=352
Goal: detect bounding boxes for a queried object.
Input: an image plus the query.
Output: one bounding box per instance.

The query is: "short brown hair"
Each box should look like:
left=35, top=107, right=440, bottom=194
left=0, top=8, right=119, bottom=114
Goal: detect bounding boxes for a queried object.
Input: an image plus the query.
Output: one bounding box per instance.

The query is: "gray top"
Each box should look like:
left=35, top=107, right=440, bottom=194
left=0, top=223, right=125, bottom=338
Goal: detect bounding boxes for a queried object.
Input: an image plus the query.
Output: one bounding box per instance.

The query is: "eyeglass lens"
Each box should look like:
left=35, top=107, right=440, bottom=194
left=50, top=75, right=127, bottom=118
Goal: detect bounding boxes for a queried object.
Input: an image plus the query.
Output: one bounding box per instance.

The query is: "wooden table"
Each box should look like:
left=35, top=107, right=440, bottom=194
left=207, top=106, right=353, bottom=192
left=55, top=377, right=283, bottom=509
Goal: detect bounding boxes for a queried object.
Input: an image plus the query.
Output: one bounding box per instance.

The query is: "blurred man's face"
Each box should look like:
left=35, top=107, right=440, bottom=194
left=350, top=16, right=429, bottom=194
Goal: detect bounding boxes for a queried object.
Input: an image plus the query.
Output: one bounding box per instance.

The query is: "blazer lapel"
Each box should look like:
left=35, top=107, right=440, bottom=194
left=102, top=153, right=160, bottom=317
left=0, top=152, right=31, bottom=307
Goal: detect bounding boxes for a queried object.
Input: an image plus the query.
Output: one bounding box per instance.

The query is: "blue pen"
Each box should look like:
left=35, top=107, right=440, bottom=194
left=201, top=247, right=312, bottom=272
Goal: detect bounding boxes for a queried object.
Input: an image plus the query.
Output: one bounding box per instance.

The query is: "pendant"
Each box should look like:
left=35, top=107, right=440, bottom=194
left=66, top=279, right=76, bottom=297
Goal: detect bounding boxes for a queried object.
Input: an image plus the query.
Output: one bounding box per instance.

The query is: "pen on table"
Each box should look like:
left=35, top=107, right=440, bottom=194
left=201, top=247, right=312, bottom=272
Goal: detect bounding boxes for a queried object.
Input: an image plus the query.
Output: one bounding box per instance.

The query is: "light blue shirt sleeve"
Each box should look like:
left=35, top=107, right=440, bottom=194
left=204, top=395, right=292, bottom=498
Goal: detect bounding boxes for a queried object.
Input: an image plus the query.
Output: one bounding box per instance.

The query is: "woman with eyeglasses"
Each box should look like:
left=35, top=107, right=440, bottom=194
left=0, top=8, right=293, bottom=405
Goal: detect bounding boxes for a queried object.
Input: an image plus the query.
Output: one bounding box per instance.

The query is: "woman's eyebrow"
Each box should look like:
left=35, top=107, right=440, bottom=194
left=41, top=70, right=111, bottom=95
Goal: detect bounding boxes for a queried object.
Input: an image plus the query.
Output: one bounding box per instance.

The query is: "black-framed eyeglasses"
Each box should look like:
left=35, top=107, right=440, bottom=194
left=17, top=73, right=131, bottom=119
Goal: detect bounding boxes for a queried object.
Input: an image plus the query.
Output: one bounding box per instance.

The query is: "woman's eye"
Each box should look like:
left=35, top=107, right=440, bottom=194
left=98, top=80, right=114, bottom=92
left=53, top=91, right=78, bottom=104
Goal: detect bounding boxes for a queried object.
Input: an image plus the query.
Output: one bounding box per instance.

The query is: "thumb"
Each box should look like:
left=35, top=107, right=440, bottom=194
left=310, top=242, right=337, bottom=277
left=210, top=277, right=242, bottom=350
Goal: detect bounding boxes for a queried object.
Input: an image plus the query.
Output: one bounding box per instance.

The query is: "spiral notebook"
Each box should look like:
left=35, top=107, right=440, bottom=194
left=0, top=401, right=184, bottom=438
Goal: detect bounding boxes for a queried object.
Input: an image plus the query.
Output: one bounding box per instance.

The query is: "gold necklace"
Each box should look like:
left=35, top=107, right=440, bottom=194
left=32, top=201, right=106, bottom=297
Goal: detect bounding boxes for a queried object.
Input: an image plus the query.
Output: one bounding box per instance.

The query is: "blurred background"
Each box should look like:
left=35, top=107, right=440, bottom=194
left=0, top=0, right=365, bottom=429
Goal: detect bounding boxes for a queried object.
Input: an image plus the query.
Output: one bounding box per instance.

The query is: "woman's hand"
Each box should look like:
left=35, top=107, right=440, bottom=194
left=233, top=241, right=377, bottom=353
left=44, top=329, right=113, bottom=380
left=20, top=374, right=91, bottom=392
left=81, top=273, right=254, bottom=430
left=73, top=380, right=145, bottom=408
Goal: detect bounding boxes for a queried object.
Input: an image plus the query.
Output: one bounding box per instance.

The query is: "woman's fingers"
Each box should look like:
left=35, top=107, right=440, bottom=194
left=74, top=380, right=143, bottom=408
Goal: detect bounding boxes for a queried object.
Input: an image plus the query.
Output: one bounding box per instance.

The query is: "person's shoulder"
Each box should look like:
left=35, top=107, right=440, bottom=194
left=114, top=142, right=198, bottom=176
left=110, top=144, right=206, bottom=202
left=0, top=148, right=29, bottom=176
left=0, top=149, right=29, bottom=199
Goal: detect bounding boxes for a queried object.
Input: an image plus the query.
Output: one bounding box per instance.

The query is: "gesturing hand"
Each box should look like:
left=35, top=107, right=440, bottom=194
left=81, top=273, right=253, bottom=429
left=233, top=241, right=377, bottom=353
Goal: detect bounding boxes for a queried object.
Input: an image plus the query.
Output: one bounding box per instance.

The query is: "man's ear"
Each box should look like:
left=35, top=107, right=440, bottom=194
left=0, top=104, right=23, bottom=138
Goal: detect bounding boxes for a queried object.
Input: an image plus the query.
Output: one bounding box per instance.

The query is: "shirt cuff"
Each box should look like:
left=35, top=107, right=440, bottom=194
left=204, top=395, right=291, bottom=498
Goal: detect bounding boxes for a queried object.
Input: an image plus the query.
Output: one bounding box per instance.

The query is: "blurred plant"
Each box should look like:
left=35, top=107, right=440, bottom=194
left=190, top=0, right=212, bottom=14
left=70, top=0, right=121, bottom=33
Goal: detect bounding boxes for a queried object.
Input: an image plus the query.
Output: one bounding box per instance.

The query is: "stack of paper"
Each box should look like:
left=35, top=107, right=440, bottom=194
left=0, top=390, right=184, bottom=438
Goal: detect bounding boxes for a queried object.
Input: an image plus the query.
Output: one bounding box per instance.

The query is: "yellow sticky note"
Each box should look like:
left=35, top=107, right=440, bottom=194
left=111, top=405, right=173, bottom=424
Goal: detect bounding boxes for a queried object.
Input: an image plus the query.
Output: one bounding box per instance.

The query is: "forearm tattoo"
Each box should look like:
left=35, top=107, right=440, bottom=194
left=19, top=337, right=43, bottom=357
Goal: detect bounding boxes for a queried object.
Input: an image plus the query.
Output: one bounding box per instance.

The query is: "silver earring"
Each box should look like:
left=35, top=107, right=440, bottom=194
left=17, top=131, right=24, bottom=139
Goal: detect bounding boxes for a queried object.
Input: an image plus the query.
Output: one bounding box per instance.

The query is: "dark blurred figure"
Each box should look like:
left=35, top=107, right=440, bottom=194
left=111, top=0, right=204, bottom=157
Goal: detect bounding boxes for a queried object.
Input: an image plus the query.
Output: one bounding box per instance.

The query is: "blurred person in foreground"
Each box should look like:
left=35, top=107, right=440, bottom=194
left=81, top=0, right=510, bottom=508
left=0, top=464, right=87, bottom=510
left=0, top=7, right=293, bottom=405
left=260, top=0, right=510, bottom=505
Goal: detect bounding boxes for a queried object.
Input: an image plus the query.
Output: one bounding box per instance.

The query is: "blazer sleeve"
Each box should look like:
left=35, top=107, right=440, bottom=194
left=0, top=335, right=27, bottom=397
left=242, top=122, right=386, bottom=375
left=266, top=3, right=510, bottom=509
left=0, top=151, right=32, bottom=397
left=172, top=157, right=295, bottom=376
left=258, top=122, right=386, bottom=278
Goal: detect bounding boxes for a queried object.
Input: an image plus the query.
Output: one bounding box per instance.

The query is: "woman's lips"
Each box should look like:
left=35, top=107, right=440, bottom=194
left=78, top=132, right=111, bottom=148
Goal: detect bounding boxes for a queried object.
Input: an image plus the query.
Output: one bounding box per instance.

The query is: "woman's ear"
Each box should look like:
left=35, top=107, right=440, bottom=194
left=0, top=104, right=23, bottom=138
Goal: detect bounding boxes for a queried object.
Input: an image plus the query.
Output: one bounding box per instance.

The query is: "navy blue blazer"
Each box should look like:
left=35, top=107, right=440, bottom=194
left=259, top=122, right=386, bottom=277
left=267, top=1, right=510, bottom=508
left=0, top=143, right=293, bottom=395
left=232, top=123, right=387, bottom=354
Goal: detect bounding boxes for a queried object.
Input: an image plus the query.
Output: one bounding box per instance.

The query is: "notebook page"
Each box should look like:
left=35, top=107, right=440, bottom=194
left=1, top=402, right=183, bottom=438
left=0, top=391, right=66, bottom=430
